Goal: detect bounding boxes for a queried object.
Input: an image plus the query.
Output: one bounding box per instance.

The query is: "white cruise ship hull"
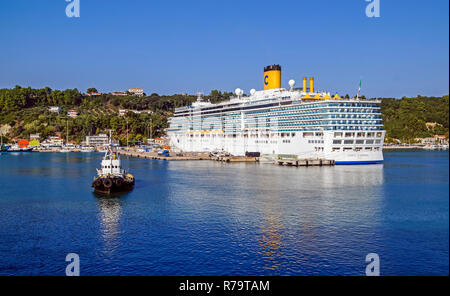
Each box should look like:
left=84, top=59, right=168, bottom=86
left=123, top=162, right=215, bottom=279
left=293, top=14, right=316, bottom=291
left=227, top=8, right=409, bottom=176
left=169, top=129, right=385, bottom=164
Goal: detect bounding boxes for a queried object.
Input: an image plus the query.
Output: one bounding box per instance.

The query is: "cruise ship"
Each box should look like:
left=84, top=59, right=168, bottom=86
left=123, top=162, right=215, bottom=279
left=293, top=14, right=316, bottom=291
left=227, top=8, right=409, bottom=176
left=167, top=65, right=385, bottom=164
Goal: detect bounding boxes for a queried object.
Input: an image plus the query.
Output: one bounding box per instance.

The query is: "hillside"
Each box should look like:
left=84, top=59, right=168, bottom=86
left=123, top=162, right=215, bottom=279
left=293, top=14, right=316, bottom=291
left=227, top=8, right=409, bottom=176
left=0, top=86, right=448, bottom=144
left=0, top=86, right=230, bottom=144
left=379, top=95, right=449, bottom=142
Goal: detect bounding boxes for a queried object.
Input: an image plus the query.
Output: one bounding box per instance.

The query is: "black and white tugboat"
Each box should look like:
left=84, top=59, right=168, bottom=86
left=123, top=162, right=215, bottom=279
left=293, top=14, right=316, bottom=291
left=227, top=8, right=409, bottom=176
left=92, top=132, right=134, bottom=194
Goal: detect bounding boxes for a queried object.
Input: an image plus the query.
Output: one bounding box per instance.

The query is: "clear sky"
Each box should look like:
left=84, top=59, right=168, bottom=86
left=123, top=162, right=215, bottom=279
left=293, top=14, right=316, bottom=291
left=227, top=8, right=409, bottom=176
left=0, top=0, right=448, bottom=98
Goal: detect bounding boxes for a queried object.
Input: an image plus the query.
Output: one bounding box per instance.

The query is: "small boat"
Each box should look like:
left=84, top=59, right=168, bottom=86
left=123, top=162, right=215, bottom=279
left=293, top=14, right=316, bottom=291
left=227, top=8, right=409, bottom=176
left=5, top=144, right=34, bottom=152
left=92, top=132, right=134, bottom=194
left=81, top=146, right=95, bottom=153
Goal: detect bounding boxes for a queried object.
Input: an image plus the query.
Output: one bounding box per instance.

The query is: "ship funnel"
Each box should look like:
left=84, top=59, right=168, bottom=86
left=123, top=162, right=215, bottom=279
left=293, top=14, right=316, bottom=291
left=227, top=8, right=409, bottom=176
left=303, top=77, right=307, bottom=92
left=263, top=65, right=281, bottom=90
left=310, top=77, right=314, bottom=93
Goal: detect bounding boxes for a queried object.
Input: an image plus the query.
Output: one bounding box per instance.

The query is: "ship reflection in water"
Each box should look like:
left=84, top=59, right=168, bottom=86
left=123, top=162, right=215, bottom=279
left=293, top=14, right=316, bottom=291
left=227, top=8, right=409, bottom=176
left=258, top=205, right=284, bottom=274
left=243, top=164, right=385, bottom=275
left=167, top=161, right=386, bottom=275
left=95, top=194, right=126, bottom=256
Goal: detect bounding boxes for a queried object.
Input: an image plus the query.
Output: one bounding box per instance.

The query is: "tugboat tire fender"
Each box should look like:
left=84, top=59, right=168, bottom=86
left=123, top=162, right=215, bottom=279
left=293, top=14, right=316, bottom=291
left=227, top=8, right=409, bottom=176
left=115, top=178, right=123, bottom=186
left=103, top=178, right=113, bottom=188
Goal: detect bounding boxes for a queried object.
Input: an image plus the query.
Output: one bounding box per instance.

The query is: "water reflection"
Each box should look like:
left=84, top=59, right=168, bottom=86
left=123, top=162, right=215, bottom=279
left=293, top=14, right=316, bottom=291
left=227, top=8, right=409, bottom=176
left=258, top=204, right=284, bottom=274
left=94, top=193, right=127, bottom=255
left=240, top=164, right=385, bottom=273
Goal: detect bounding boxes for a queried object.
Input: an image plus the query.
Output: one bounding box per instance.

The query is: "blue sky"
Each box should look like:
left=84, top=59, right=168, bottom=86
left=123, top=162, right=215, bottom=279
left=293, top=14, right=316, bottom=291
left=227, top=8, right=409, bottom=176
left=0, top=0, right=448, bottom=98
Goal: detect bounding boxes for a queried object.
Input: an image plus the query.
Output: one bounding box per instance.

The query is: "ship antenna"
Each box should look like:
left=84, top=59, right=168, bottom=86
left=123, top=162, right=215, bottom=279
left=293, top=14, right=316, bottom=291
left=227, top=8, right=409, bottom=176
left=196, top=92, right=204, bottom=102
left=105, top=129, right=113, bottom=158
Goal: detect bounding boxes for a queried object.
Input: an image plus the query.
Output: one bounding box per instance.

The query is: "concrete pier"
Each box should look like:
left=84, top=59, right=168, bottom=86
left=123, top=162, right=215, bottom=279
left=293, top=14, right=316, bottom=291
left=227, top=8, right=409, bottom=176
left=276, top=158, right=335, bottom=167
left=118, top=150, right=210, bottom=160
left=212, top=155, right=259, bottom=163
left=117, top=149, right=335, bottom=167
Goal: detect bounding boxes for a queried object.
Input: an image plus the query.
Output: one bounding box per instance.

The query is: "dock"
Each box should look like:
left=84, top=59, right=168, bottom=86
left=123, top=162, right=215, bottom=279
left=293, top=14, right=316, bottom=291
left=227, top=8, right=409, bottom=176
left=276, top=158, right=335, bottom=167
left=211, top=155, right=259, bottom=163
left=117, top=149, right=335, bottom=166
left=118, top=150, right=210, bottom=161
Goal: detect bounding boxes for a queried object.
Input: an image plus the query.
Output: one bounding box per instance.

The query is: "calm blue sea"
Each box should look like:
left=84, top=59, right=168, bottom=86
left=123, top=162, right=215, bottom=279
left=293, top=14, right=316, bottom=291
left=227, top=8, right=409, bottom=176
left=0, top=150, right=448, bottom=276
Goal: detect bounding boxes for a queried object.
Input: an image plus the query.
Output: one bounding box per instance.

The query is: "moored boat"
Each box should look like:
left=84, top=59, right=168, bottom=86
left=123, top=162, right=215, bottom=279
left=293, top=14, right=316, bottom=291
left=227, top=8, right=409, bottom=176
left=167, top=65, right=386, bottom=164
left=4, top=144, right=34, bottom=152
left=81, top=146, right=96, bottom=152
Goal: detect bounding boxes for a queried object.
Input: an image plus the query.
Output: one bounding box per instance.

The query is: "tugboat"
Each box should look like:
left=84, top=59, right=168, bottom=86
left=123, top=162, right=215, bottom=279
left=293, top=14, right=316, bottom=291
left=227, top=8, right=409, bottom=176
left=92, top=132, right=134, bottom=194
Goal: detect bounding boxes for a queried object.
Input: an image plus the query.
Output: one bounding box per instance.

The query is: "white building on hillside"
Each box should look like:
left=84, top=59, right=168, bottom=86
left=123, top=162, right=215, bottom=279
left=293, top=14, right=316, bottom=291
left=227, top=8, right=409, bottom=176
left=86, top=134, right=109, bottom=147
left=128, top=88, right=144, bottom=97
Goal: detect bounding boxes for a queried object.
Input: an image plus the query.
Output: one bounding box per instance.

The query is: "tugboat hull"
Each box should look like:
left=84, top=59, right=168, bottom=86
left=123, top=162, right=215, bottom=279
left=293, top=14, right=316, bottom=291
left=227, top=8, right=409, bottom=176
left=92, top=176, right=134, bottom=194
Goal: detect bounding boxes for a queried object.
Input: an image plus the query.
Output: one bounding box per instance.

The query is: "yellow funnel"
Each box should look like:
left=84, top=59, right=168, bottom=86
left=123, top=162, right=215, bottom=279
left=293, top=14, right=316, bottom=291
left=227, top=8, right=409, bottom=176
left=263, top=65, right=281, bottom=90
left=310, top=77, right=314, bottom=93
left=303, top=77, right=307, bottom=92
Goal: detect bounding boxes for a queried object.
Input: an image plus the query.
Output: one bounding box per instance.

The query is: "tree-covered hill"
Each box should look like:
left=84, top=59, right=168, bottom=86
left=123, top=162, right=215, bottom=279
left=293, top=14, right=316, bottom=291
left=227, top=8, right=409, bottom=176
left=0, top=85, right=448, bottom=144
left=379, top=95, right=449, bottom=142
left=0, top=86, right=231, bottom=144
